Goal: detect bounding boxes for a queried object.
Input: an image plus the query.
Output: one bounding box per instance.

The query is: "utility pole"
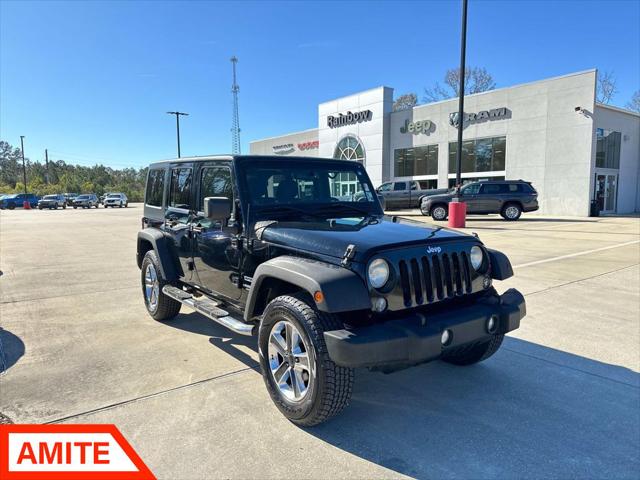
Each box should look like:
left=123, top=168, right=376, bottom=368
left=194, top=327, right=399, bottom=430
left=20, top=136, right=27, bottom=194
left=45, top=149, right=49, bottom=184
left=230, top=56, right=241, bottom=154
left=449, top=0, right=469, bottom=228
left=455, top=0, right=468, bottom=192
left=166, top=111, right=189, bottom=158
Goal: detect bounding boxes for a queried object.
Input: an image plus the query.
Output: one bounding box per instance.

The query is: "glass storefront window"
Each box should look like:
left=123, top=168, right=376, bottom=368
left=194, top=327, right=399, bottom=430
left=449, top=136, right=506, bottom=173
left=394, top=144, right=438, bottom=177
left=595, top=128, right=621, bottom=169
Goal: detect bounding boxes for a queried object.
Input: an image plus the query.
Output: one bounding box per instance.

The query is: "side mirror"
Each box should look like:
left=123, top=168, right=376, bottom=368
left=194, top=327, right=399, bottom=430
left=204, top=197, right=232, bottom=221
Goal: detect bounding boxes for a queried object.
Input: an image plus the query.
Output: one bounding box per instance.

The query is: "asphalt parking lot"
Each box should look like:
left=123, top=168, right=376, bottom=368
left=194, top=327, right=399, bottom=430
left=1, top=205, right=639, bottom=479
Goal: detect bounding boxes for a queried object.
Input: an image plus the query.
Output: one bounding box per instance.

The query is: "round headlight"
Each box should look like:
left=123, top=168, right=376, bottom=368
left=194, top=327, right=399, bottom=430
left=470, top=246, right=485, bottom=271
left=368, top=259, right=390, bottom=289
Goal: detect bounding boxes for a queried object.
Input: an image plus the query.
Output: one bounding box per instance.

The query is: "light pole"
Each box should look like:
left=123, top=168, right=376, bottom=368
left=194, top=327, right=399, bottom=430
left=166, top=111, right=189, bottom=158
left=449, top=0, right=468, bottom=228
left=20, top=136, right=27, bottom=194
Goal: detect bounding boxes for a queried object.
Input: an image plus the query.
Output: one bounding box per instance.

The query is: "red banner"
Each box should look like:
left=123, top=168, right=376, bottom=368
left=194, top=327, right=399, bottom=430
left=0, top=424, right=155, bottom=480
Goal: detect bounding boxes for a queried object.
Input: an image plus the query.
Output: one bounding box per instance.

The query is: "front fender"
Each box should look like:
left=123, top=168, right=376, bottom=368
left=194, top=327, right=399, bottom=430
left=245, top=256, right=371, bottom=321
left=486, top=248, right=513, bottom=280
left=137, top=228, right=181, bottom=281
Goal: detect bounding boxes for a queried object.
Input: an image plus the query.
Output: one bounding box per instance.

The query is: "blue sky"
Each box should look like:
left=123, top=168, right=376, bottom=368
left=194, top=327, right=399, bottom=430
left=1, top=0, right=639, bottom=169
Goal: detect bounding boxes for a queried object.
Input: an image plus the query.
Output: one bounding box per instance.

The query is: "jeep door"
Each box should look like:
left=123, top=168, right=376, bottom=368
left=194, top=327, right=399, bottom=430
left=164, top=164, right=196, bottom=282
left=191, top=163, right=243, bottom=302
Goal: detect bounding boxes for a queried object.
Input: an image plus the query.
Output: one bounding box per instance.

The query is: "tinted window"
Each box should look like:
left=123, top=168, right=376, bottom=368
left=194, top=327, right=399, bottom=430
left=378, top=183, right=392, bottom=192
left=393, top=182, right=407, bottom=191
left=417, top=180, right=438, bottom=190
left=169, top=168, right=192, bottom=209
left=461, top=183, right=481, bottom=195
left=146, top=169, right=165, bottom=207
left=480, top=184, right=502, bottom=194
left=200, top=167, right=233, bottom=210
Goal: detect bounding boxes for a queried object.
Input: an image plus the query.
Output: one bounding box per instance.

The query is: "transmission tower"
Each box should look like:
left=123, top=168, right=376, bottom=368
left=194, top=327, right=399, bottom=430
left=230, top=56, right=241, bottom=154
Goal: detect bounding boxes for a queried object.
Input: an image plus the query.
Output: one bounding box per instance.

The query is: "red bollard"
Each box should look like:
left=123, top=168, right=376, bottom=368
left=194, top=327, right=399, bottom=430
left=23, top=201, right=32, bottom=210
left=448, top=200, right=466, bottom=228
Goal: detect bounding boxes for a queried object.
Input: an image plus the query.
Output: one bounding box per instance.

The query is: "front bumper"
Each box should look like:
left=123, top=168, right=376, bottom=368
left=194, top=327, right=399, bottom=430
left=324, top=288, right=525, bottom=369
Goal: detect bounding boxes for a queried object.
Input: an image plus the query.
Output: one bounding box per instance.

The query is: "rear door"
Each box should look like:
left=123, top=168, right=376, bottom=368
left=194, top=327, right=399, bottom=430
left=163, top=164, right=195, bottom=281
left=476, top=183, right=503, bottom=212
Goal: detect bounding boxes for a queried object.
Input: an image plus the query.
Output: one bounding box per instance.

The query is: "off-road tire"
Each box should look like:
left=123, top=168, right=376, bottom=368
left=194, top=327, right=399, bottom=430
left=258, top=294, right=354, bottom=427
left=431, top=204, right=448, bottom=221
left=501, top=203, right=522, bottom=221
left=442, top=334, right=504, bottom=366
left=140, top=250, right=181, bottom=321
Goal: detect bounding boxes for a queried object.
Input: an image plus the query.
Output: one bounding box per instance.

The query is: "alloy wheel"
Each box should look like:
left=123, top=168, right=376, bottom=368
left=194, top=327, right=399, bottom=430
left=268, top=320, right=313, bottom=402
left=144, top=263, right=160, bottom=311
left=505, top=206, right=519, bottom=219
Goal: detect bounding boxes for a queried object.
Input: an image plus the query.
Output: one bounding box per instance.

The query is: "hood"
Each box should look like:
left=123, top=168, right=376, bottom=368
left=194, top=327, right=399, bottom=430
left=424, top=192, right=453, bottom=202
left=259, top=216, right=473, bottom=262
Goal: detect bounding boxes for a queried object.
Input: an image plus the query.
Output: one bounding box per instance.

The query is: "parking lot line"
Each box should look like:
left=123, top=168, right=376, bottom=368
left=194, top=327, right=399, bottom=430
left=513, top=239, right=640, bottom=268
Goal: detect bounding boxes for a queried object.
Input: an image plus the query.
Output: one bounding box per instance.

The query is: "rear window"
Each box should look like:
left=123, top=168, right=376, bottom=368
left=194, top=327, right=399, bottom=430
left=146, top=169, right=165, bottom=207
left=169, top=168, right=193, bottom=209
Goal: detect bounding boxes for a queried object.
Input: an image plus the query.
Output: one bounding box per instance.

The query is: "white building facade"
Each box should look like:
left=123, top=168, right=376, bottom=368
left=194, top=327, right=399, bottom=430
left=250, top=70, right=640, bottom=216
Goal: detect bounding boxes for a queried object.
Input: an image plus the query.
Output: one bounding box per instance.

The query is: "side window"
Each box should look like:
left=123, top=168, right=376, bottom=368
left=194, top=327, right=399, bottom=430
left=480, top=184, right=502, bottom=195
left=507, top=184, right=520, bottom=193
left=393, top=182, right=407, bottom=191
left=169, top=168, right=192, bottom=209
left=378, top=183, right=392, bottom=192
left=462, top=184, right=481, bottom=195
left=200, top=167, right=233, bottom=210
left=146, top=169, right=165, bottom=207
left=411, top=182, right=418, bottom=190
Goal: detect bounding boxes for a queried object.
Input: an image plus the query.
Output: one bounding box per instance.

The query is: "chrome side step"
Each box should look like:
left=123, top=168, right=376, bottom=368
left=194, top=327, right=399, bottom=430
left=162, top=285, right=254, bottom=336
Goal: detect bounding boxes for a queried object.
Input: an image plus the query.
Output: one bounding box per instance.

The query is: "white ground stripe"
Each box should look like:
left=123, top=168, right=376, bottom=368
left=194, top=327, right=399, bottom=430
left=513, top=240, right=640, bottom=269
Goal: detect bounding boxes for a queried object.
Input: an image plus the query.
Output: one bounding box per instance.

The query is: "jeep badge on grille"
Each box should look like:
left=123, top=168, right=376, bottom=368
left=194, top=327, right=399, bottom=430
left=426, top=246, right=442, bottom=254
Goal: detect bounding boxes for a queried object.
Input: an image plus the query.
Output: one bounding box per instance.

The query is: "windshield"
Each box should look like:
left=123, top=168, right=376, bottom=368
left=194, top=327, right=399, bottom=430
left=77, top=195, right=90, bottom=200
left=240, top=161, right=380, bottom=218
left=107, top=194, right=120, bottom=198
left=43, top=195, right=58, bottom=200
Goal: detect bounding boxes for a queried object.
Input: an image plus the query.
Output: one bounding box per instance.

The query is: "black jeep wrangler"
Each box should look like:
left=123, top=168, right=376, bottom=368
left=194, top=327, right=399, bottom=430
left=137, top=155, right=525, bottom=426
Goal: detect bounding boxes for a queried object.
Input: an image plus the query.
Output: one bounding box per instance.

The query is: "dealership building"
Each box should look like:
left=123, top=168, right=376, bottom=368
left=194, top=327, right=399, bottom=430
left=250, top=69, right=640, bottom=216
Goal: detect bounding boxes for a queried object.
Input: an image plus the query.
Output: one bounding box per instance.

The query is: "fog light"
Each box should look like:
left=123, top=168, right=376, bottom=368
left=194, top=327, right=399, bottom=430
left=487, top=315, right=498, bottom=334
left=371, top=297, right=387, bottom=312
left=441, top=329, right=452, bottom=346
left=483, top=276, right=492, bottom=289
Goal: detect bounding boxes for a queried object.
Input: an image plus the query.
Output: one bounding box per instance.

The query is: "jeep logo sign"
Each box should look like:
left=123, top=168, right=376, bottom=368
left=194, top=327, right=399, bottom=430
left=426, top=246, right=442, bottom=254
left=327, top=110, right=373, bottom=128
left=400, top=119, right=433, bottom=134
left=449, top=107, right=508, bottom=127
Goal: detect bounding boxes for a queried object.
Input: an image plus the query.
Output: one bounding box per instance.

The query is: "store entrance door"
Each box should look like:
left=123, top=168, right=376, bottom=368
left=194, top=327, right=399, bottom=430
left=595, top=173, right=618, bottom=213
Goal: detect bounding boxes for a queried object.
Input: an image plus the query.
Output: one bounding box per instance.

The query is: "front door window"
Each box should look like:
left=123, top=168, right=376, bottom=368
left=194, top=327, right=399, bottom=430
left=595, top=174, right=618, bottom=213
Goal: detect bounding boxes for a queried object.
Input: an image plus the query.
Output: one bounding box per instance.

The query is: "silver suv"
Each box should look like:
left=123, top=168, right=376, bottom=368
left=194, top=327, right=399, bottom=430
left=103, top=193, right=128, bottom=208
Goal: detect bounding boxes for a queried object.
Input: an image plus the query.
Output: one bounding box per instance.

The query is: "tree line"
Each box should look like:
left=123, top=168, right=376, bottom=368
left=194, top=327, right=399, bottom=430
left=0, top=141, right=148, bottom=202
left=392, top=67, right=640, bottom=112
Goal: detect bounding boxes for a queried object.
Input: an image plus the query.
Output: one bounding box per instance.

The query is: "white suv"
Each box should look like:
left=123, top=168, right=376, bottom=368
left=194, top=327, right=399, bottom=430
left=103, top=193, right=128, bottom=208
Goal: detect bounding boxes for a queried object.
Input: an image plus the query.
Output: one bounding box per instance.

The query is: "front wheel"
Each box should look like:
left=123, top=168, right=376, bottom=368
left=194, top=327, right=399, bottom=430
left=442, top=334, right=504, bottom=366
left=259, top=295, right=354, bottom=426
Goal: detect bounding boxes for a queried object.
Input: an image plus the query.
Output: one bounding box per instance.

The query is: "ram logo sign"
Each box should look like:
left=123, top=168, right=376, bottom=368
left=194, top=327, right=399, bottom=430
left=449, top=107, right=508, bottom=127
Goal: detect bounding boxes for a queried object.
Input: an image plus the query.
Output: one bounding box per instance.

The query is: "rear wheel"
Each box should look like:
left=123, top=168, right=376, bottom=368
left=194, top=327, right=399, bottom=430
left=259, top=295, right=354, bottom=426
left=501, top=203, right=522, bottom=221
left=431, top=204, right=448, bottom=221
left=140, top=250, right=181, bottom=321
left=442, top=334, right=504, bottom=365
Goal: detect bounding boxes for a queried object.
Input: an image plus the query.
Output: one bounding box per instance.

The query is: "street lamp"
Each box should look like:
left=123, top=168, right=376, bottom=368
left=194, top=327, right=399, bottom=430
left=449, top=0, right=468, bottom=228
left=20, top=136, right=27, bottom=194
left=166, top=111, right=189, bottom=158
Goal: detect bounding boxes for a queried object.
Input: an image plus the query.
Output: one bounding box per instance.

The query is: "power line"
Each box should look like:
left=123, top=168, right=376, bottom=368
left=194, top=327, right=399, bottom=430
left=230, top=56, right=241, bottom=154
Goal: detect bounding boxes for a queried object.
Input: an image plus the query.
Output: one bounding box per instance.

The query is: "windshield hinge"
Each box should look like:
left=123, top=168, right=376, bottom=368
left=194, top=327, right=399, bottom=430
left=341, top=244, right=357, bottom=267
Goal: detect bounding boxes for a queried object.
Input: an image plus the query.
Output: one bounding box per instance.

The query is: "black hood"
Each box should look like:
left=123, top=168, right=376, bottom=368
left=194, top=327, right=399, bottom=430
left=259, top=216, right=472, bottom=262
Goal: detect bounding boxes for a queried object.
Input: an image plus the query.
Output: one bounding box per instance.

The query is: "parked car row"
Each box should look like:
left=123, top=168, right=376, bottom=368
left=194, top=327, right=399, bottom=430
left=377, top=179, right=539, bottom=221
left=0, top=192, right=129, bottom=210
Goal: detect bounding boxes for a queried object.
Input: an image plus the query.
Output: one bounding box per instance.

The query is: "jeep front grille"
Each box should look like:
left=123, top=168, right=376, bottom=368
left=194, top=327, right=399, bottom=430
left=398, top=251, right=473, bottom=307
